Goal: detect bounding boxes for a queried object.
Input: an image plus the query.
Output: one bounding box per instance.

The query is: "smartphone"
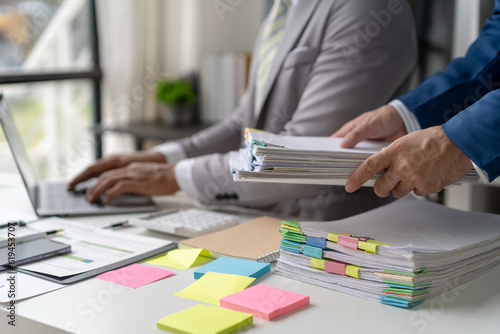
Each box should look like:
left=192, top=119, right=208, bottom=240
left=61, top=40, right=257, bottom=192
left=0, top=238, right=71, bottom=271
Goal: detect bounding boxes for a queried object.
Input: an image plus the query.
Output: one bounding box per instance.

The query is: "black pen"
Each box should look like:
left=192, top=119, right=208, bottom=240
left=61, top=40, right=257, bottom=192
left=0, top=221, right=26, bottom=229
left=102, top=209, right=181, bottom=229
left=102, top=221, right=130, bottom=229
left=0, top=229, right=63, bottom=248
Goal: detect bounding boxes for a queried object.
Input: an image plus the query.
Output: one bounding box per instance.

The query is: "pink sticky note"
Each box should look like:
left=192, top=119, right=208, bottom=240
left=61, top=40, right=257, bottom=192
left=220, top=283, right=309, bottom=320
left=96, top=263, right=174, bottom=288
left=324, top=260, right=346, bottom=275
left=337, top=234, right=359, bottom=249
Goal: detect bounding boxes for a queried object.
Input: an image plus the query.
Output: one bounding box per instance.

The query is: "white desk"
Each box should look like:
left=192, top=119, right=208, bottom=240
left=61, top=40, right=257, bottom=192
left=1, top=185, right=500, bottom=334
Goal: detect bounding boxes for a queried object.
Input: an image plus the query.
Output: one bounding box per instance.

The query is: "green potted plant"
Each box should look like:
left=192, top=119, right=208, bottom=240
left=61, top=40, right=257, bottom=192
left=156, top=78, right=196, bottom=126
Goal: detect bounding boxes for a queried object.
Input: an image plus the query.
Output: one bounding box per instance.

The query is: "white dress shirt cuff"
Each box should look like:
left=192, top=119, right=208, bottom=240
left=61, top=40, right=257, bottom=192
left=471, top=161, right=490, bottom=184
left=151, top=142, right=187, bottom=164
left=389, top=100, right=421, bottom=133
left=174, top=158, right=199, bottom=199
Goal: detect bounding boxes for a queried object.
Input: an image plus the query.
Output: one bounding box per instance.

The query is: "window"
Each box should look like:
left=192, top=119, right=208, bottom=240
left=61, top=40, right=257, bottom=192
left=0, top=0, right=102, bottom=182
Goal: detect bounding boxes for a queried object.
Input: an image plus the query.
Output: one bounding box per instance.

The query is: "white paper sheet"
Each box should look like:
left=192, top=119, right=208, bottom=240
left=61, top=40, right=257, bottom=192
left=0, top=271, right=65, bottom=303
left=19, top=218, right=173, bottom=277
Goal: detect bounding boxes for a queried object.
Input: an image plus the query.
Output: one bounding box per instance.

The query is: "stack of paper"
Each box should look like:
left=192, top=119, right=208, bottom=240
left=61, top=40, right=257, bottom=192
left=231, top=130, right=479, bottom=186
left=275, top=197, right=500, bottom=308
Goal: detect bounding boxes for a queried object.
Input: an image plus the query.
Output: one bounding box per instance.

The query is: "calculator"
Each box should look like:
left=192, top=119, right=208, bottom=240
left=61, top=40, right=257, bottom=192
left=129, top=208, right=240, bottom=237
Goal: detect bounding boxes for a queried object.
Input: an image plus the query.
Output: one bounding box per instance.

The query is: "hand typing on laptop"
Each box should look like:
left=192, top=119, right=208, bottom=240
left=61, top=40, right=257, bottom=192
left=68, top=152, right=180, bottom=204
left=1, top=95, right=157, bottom=216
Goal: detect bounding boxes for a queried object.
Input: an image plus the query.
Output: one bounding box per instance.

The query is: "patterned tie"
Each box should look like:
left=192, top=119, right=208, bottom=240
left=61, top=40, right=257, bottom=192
left=254, top=0, right=291, bottom=114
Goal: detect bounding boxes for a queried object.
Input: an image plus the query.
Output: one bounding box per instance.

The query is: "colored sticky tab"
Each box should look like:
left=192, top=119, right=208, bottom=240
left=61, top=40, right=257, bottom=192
left=281, top=220, right=300, bottom=229
left=345, top=265, right=361, bottom=279
left=310, top=258, right=325, bottom=270
left=324, top=260, right=346, bottom=275
left=157, top=304, right=253, bottom=333
left=280, top=240, right=302, bottom=254
left=244, top=127, right=267, bottom=138
left=358, top=241, right=377, bottom=253
left=279, top=228, right=306, bottom=243
left=302, top=244, right=323, bottom=259
left=280, top=244, right=301, bottom=254
left=175, top=272, right=255, bottom=305
left=359, top=240, right=390, bottom=253
left=220, top=283, right=310, bottom=320
left=379, top=296, right=422, bottom=309
left=337, top=234, right=359, bottom=249
left=306, top=236, right=326, bottom=249
left=327, top=232, right=338, bottom=242
left=281, top=224, right=301, bottom=232
left=96, top=264, right=174, bottom=289
left=281, top=239, right=302, bottom=248
left=146, top=248, right=213, bottom=270
left=194, top=257, right=270, bottom=280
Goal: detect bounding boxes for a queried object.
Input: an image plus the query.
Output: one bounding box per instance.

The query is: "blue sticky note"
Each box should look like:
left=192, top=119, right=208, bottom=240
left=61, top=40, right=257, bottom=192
left=303, top=244, right=323, bottom=259
left=194, top=257, right=270, bottom=280
left=306, top=236, right=326, bottom=249
left=379, top=296, right=423, bottom=309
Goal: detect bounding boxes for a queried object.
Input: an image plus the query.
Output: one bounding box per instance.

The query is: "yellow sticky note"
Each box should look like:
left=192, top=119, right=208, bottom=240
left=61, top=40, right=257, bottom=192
left=345, top=265, right=361, bottom=279
left=358, top=241, right=377, bottom=254
left=310, top=258, right=325, bottom=270
left=174, top=272, right=255, bottom=305
left=358, top=240, right=391, bottom=254
left=327, top=233, right=339, bottom=243
left=157, top=304, right=253, bottom=334
left=146, top=248, right=213, bottom=270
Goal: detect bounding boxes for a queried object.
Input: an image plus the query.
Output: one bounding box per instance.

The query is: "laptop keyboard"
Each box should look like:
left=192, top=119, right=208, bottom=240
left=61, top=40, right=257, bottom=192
left=39, top=183, right=103, bottom=212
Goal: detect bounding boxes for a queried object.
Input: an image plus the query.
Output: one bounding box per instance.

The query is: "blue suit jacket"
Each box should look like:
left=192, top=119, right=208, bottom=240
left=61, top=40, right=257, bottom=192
left=398, top=0, right=500, bottom=181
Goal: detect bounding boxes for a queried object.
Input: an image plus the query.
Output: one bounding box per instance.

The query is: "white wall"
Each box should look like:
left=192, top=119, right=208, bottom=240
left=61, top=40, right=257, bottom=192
left=160, top=0, right=266, bottom=76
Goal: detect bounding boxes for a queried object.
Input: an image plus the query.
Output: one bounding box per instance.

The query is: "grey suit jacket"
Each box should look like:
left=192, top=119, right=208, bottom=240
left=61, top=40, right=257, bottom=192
left=176, top=0, right=418, bottom=221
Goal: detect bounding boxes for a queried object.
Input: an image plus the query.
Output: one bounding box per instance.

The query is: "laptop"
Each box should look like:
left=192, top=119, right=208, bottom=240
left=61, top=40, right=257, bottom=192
left=0, top=93, right=157, bottom=216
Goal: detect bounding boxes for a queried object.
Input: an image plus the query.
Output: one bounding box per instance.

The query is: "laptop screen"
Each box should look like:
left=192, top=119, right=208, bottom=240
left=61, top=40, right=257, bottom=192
left=0, top=94, right=39, bottom=209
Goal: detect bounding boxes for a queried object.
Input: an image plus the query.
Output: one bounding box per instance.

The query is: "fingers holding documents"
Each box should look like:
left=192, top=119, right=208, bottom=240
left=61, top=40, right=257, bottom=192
left=85, top=162, right=179, bottom=203
left=67, top=151, right=166, bottom=191
left=332, top=104, right=407, bottom=148
left=345, top=126, right=473, bottom=198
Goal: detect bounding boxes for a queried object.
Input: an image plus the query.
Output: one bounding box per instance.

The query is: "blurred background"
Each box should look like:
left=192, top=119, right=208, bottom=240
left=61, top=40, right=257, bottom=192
left=0, top=0, right=497, bottom=212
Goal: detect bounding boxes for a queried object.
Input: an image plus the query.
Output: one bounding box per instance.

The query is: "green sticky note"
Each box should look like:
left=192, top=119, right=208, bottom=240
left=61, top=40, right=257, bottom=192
left=281, top=220, right=300, bottom=229
left=146, top=248, right=213, bottom=270
left=174, top=272, right=255, bottom=305
left=157, top=304, right=253, bottom=334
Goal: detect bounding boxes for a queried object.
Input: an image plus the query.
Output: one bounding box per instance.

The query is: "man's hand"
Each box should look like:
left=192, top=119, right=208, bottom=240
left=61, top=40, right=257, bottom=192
left=332, top=104, right=407, bottom=148
left=345, top=126, right=473, bottom=198
left=67, top=151, right=166, bottom=191
left=85, top=162, right=179, bottom=203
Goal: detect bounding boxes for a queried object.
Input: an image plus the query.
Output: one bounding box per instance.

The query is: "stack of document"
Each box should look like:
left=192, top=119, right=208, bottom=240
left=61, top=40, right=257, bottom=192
left=275, top=197, right=500, bottom=308
left=231, top=130, right=479, bottom=186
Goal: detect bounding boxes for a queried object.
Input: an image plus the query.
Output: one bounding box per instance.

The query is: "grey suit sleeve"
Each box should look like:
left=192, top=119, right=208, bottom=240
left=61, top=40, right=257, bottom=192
left=191, top=0, right=417, bottom=207
left=175, top=91, right=250, bottom=158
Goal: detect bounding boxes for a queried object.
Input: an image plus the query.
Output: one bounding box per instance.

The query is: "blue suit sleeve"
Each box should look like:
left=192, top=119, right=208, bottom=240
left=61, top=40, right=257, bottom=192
left=398, top=0, right=500, bottom=128
left=442, top=89, right=500, bottom=181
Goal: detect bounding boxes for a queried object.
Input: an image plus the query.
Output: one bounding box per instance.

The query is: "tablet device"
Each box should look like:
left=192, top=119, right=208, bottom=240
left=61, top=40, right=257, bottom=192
left=0, top=238, right=71, bottom=271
